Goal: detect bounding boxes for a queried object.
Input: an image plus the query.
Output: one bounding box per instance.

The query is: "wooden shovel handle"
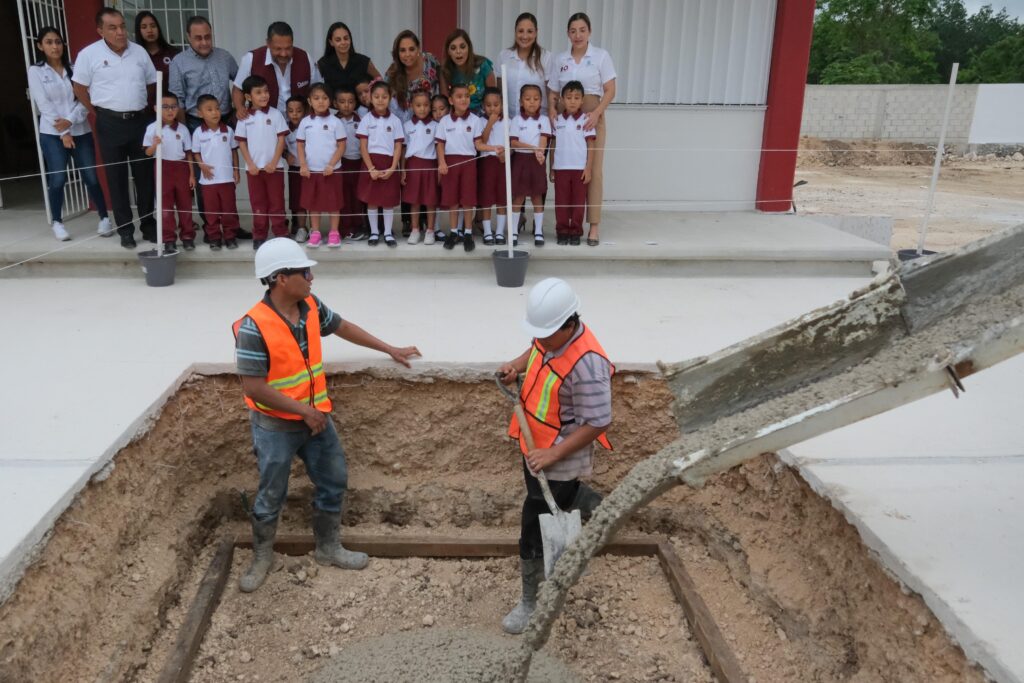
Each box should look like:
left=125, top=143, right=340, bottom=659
left=514, top=403, right=562, bottom=516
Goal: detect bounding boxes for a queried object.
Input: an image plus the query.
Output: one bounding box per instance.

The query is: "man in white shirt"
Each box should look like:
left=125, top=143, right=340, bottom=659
left=72, top=6, right=158, bottom=249
left=232, top=22, right=321, bottom=117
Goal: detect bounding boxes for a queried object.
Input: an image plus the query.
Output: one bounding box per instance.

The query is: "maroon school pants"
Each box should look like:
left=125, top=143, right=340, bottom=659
left=160, top=159, right=194, bottom=242
left=340, top=157, right=363, bottom=231
left=201, top=182, right=239, bottom=240
left=247, top=170, right=287, bottom=239
left=554, top=169, right=586, bottom=236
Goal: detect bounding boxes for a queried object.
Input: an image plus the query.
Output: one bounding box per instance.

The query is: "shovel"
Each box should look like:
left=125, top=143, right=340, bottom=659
left=495, top=374, right=583, bottom=578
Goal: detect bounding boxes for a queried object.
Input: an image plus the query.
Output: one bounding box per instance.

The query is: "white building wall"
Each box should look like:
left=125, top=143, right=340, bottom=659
left=968, top=85, right=1024, bottom=144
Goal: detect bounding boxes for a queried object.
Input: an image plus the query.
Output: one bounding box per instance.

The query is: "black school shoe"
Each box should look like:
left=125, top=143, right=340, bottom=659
left=495, top=234, right=507, bottom=245
left=556, top=235, right=569, bottom=246
left=210, top=239, right=223, bottom=251
left=235, top=227, right=253, bottom=240
left=534, top=234, right=545, bottom=247
left=163, top=241, right=177, bottom=253
left=252, top=239, right=265, bottom=251
left=570, top=236, right=581, bottom=246
left=182, top=239, right=195, bottom=251
left=225, top=238, right=239, bottom=249
left=483, top=234, right=495, bottom=246
left=442, top=231, right=461, bottom=250
left=119, top=231, right=136, bottom=249
left=463, top=234, right=476, bottom=252
left=385, top=235, right=398, bottom=248
left=368, top=234, right=380, bottom=246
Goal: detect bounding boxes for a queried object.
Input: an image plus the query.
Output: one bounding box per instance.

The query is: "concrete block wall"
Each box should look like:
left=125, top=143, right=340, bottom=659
left=802, top=85, right=979, bottom=145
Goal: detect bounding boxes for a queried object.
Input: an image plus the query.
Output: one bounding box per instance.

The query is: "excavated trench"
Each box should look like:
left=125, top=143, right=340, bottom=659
left=0, top=372, right=985, bottom=683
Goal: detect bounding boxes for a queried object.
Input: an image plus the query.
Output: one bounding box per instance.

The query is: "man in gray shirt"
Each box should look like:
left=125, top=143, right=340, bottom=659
left=168, top=16, right=245, bottom=239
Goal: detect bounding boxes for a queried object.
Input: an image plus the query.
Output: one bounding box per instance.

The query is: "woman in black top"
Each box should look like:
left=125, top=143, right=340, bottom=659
left=317, top=21, right=381, bottom=96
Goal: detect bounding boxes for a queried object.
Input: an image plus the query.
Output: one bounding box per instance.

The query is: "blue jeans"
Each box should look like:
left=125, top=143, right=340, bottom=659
left=39, top=132, right=108, bottom=223
left=250, top=418, right=349, bottom=522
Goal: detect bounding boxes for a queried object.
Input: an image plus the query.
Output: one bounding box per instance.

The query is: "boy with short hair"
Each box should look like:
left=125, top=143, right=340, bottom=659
left=284, top=95, right=309, bottom=242
left=192, top=93, right=241, bottom=250
left=334, top=86, right=364, bottom=238
left=549, top=81, right=594, bottom=246
left=436, top=83, right=483, bottom=253
left=143, top=92, right=196, bottom=251
left=236, top=75, right=290, bottom=250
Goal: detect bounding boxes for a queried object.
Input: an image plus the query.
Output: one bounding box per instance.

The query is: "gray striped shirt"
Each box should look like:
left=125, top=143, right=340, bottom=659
left=169, top=46, right=238, bottom=117
left=538, top=324, right=613, bottom=481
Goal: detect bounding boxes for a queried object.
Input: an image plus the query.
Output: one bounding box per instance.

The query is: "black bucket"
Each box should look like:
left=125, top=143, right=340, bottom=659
left=492, top=250, right=530, bottom=287
left=138, top=249, right=178, bottom=287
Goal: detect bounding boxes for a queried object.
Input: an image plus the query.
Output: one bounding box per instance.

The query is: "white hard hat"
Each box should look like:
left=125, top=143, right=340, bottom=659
left=522, top=277, right=580, bottom=338
left=254, top=238, right=317, bottom=279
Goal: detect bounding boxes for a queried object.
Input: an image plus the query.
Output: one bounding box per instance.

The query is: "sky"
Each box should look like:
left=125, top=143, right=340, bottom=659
left=964, top=0, right=1024, bottom=18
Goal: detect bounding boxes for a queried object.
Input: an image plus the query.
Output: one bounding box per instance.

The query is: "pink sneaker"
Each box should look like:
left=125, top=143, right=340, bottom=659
left=327, top=232, right=342, bottom=249
left=307, top=231, right=322, bottom=249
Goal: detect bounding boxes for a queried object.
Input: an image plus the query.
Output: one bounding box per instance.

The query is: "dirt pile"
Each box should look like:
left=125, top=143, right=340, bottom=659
left=798, top=137, right=935, bottom=167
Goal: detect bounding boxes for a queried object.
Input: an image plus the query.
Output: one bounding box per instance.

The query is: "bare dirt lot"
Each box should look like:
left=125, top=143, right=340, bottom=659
left=0, top=372, right=987, bottom=682
left=796, top=137, right=1024, bottom=251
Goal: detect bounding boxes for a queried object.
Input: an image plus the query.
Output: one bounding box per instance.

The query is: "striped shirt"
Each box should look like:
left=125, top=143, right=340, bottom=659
left=541, top=324, right=613, bottom=481
left=235, top=293, right=342, bottom=431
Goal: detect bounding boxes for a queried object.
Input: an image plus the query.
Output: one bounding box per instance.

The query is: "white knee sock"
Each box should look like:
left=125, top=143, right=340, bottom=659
left=506, top=213, right=518, bottom=237
left=534, top=213, right=544, bottom=235
left=367, top=208, right=380, bottom=235
left=496, top=214, right=506, bottom=237
left=482, top=219, right=493, bottom=236
left=383, top=208, right=394, bottom=237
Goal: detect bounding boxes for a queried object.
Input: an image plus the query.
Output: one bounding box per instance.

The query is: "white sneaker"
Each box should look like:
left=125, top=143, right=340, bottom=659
left=295, top=227, right=309, bottom=244
left=423, top=230, right=436, bottom=245
left=408, top=229, right=421, bottom=245
left=97, top=217, right=114, bottom=236
left=52, top=221, right=71, bottom=242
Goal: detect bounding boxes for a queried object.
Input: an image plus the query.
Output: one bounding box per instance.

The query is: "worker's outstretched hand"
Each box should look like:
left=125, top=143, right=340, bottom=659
left=388, top=345, right=421, bottom=368
left=303, top=407, right=328, bottom=435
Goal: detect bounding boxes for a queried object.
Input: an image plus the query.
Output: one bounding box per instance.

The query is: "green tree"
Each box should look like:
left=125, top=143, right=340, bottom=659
left=960, top=34, right=1024, bottom=81
left=929, top=1, right=1023, bottom=81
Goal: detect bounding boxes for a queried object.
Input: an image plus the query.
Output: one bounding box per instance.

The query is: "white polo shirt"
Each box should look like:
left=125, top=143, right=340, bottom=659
left=233, top=49, right=321, bottom=113
left=510, top=112, right=552, bottom=151
left=552, top=112, right=595, bottom=171
left=142, top=121, right=191, bottom=161
left=234, top=106, right=289, bottom=169
left=72, top=39, right=157, bottom=111
left=285, top=124, right=300, bottom=166
left=355, top=111, right=404, bottom=157
left=549, top=44, right=616, bottom=97
left=435, top=112, right=482, bottom=157
left=403, top=117, right=437, bottom=160
left=28, top=63, right=90, bottom=136
left=478, top=116, right=507, bottom=158
left=337, top=115, right=362, bottom=160
left=296, top=113, right=344, bottom=171
left=497, top=47, right=553, bottom=111
left=192, top=124, right=238, bottom=185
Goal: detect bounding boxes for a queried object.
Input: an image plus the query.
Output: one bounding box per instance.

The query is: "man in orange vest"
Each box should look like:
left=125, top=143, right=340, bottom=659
left=498, top=277, right=614, bottom=633
left=233, top=238, right=419, bottom=593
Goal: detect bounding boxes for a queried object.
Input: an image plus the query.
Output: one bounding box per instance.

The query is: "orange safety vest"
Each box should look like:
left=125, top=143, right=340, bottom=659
left=508, top=324, right=614, bottom=454
left=231, top=296, right=332, bottom=419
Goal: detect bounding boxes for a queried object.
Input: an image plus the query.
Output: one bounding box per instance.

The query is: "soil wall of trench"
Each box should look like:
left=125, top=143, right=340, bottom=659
left=0, top=371, right=984, bottom=683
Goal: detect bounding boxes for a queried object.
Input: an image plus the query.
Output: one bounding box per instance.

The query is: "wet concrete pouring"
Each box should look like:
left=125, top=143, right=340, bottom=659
left=0, top=372, right=987, bottom=682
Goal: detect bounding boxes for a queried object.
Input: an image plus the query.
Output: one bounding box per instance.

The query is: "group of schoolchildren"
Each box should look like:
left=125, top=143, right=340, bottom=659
left=145, top=76, right=595, bottom=253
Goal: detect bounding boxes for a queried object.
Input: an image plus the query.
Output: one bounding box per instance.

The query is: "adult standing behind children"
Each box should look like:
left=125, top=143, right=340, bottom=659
left=548, top=12, right=616, bottom=246
left=442, top=29, right=495, bottom=114
left=384, top=30, right=443, bottom=123
left=28, top=25, right=111, bottom=242
left=233, top=238, right=420, bottom=593
left=72, top=6, right=158, bottom=250
left=233, top=21, right=321, bottom=117
left=497, top=13, right=554, bottom=116
left=134, top=11, right=178, bottom=92
left=318, top=22, right=381, bottom=96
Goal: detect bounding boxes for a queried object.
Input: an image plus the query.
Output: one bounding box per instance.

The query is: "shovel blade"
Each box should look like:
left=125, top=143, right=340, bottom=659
left=539, top=509, right=583, bottom=578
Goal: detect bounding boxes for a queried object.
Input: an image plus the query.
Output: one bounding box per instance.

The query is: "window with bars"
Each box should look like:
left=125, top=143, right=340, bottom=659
left=117, top=0, right=211, bottom=48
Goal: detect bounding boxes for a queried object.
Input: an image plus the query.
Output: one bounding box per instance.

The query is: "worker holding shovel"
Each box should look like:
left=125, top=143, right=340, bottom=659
left=498, top=277, right=614, bottom=634
left=232, top=238, right=420, bottom=593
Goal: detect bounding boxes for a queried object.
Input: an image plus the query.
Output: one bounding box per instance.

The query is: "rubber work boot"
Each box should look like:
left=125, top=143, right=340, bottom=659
left=502, top=558, right=544, bottom=634
left=570, top=483, right=604, bottom=522
left=312, top=508, right=369, bottom=570
left=239, top=516, right=278, bottom=593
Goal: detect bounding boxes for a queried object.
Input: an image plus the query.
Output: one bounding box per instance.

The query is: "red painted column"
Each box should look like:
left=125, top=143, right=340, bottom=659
left=755, top=0, right=815, bottom=212
left=422, top=0, right=458, bottom=58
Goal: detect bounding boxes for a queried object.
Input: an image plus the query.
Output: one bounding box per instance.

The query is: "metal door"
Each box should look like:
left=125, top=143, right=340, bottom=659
left=17, top=0, right=90, bottom=224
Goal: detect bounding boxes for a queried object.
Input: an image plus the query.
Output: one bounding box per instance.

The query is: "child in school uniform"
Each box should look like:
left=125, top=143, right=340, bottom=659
left=436, top=84, right=483, bottom=253
left=143, top=92, right=195, bottom=251
left=356, top=81, right=405, bottom=248
left=475, top=87, right=508, bottom=247
left=297, top=83, right=346, bottom=249
left=355, top=77, right=372, bottom=118
left=333, top=86, right=365, bottom=239
left=550, top=81, right=594, bottom=246
left=192, top=93, right=241, bottom=250
left=401, top=91, right=439, bottom=245
left=284, top=96, right=309, bottom=242
left=431, top=94, right=451, bottom=242
left=509, top=84, right=551, bottom=247
left=235, top=75, right=290, bottom=250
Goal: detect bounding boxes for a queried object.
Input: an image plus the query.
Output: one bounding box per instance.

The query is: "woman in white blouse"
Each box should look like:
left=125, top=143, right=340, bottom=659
left=27, top=26, right=110, bottom=241
left=497, top=13, right=553, bottom=115
left=548, top=12, right=616, bottom=246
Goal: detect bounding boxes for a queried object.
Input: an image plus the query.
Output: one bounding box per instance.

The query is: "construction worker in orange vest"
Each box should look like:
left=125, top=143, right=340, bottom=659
left=498, top=277, right=613, bottom=633
left=233, top=238, right=420, bottom=593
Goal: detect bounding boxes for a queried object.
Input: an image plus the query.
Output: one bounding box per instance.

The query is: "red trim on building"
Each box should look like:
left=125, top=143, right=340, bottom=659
left=422, top=0, right=458, bottom=60
left=755, top=0, right=815, bottom=213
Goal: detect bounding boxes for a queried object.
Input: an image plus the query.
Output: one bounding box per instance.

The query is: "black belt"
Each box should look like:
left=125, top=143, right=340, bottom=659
left=95, top=106, right=147, bottom=120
